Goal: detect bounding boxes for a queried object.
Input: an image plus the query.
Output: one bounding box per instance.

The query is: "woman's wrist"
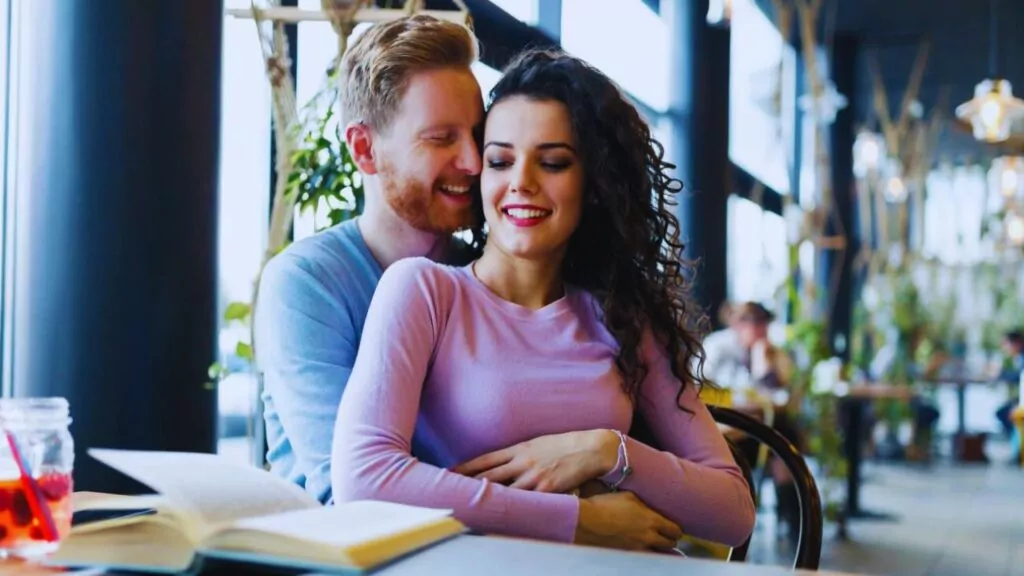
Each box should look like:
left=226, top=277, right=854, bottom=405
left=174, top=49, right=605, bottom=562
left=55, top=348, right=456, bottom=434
left=589, top=429, right=622, bottom=479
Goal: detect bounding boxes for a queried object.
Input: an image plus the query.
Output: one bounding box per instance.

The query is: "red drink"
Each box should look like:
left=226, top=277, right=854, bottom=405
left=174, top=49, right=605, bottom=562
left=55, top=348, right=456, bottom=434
left=0, top=472, right=73, bottom=556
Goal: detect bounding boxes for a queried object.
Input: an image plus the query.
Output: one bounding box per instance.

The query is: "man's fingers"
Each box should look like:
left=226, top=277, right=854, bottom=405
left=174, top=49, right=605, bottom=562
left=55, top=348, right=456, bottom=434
left=644, top=531, right=678, bottom=551
left=452, top=449, right=512, bottom=476
left=655, top=517, right=684, bottom=542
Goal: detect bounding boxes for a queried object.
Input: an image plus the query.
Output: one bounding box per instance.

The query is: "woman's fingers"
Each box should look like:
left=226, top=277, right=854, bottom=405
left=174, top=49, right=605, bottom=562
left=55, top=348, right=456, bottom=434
left=452, top=448, right=513, bottom=476
left=509, top=469, right=542, bottom=490
left=475, top=461, right=524, bottom=485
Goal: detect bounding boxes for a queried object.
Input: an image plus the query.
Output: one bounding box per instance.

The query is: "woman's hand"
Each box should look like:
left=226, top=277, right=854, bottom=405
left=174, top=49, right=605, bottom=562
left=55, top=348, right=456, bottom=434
left=452, top=429, right=620, bottom=493
left=575, top=492, right=684, bottom=551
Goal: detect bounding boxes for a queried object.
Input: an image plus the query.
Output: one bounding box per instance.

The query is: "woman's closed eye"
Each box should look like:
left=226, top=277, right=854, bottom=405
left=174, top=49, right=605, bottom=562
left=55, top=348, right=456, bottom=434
left=485, top=157, right=574, bottom=171
left=540, top=159, right=572, bottom=172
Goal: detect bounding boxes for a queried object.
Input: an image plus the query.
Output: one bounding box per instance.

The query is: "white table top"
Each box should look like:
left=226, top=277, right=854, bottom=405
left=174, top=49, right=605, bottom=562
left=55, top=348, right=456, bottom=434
left=6, top=532, right=863, bottom=575
left=358, top=534, right=862, bottom=576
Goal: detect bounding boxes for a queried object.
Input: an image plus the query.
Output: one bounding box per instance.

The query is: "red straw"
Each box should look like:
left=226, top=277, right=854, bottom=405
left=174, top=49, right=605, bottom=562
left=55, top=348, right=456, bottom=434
left=4, top=431, right=58, bottom=541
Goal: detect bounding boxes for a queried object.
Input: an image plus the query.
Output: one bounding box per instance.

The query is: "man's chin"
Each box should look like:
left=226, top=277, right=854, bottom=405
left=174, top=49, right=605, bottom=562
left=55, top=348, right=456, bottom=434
left=425, top=212, right=479, bottom=236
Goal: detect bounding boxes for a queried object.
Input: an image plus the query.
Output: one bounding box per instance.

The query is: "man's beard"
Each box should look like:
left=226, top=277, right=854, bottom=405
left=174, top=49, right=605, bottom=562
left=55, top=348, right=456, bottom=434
left=378, top=161, right=477, bottom=235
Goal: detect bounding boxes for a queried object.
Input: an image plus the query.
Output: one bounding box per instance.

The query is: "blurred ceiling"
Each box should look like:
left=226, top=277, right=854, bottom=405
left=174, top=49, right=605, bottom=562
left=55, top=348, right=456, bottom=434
left=755, top=0, right=1024, bottom=162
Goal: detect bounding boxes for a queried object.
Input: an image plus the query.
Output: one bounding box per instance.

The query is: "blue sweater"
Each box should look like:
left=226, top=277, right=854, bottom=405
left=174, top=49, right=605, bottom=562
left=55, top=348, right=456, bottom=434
left=254, top=219, right=382, bottom=503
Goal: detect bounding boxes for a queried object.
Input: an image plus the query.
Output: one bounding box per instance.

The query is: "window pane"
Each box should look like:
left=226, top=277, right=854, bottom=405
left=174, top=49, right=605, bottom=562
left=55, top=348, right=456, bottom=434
left=727, top=195, right=788, bottom=305
left=728, top=0, right=793, bottom=194
left=217, top=0, right=273, bottom=462
left=923, top=165, right=989, bottom=265
left=561, top=0, right=669, bottom=111
left=473, top=61, right=502, bottom=101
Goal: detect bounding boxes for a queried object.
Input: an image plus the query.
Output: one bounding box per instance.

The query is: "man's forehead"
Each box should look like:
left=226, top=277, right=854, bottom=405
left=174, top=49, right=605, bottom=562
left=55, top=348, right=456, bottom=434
left=393, top=70, right=482, bottom=131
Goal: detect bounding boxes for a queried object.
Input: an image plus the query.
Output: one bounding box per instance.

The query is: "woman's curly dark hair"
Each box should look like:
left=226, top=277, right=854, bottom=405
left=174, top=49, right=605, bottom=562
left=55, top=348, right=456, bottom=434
left=479, top=48, right=710, bottom=406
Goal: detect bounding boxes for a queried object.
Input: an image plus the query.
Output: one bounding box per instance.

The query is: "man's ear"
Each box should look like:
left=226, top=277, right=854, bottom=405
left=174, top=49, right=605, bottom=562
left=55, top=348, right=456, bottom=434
left=345, top=121, right=378, bottom=175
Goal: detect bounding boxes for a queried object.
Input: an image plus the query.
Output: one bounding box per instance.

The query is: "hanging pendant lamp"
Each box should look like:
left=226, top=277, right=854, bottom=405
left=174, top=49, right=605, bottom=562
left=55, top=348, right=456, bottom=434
left=955, top=0, right=1024, bottom=143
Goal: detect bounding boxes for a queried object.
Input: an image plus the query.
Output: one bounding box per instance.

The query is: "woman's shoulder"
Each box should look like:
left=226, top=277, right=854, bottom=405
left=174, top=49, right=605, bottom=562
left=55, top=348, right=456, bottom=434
left=377, top=257, right=466, bottom=303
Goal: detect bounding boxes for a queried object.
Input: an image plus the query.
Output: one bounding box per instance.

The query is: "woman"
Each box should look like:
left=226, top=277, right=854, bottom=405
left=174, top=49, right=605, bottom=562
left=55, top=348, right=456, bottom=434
left=331, top=49, right=756, bottom=551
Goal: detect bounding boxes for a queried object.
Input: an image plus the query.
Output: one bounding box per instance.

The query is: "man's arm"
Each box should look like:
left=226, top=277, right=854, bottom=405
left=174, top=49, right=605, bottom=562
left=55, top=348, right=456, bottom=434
left=254, top=252, right=358, bottom=504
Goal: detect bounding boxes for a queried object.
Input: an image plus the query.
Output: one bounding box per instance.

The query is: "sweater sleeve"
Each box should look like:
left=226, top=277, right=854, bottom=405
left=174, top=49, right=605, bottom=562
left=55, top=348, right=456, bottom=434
left=603, top=329, right=756, bottom=547
left=331, top=258, right=580, bottom=542
left=254, top=251, right=358, bottom=504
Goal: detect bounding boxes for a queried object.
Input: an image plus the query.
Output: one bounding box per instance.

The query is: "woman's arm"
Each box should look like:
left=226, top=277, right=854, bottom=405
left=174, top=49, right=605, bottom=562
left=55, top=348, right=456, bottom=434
left=330, top=258, right=579, bottom=542
left=607, top=329, right=757, bottom=547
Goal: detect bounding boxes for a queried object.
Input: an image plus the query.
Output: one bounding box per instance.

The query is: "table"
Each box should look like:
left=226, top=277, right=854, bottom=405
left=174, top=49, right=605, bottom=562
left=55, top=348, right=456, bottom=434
left=7, top=534, right=868, bottom=576
left=919, top=375, right=999, bottom=456
left=838, top=385, right=914, bottom=521
left=367, top=535, right=863, bottom=576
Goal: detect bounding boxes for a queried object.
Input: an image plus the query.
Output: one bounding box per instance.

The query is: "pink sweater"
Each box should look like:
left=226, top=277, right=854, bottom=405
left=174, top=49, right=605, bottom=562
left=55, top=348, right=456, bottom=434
left=331, top=258, right=756, bottom=546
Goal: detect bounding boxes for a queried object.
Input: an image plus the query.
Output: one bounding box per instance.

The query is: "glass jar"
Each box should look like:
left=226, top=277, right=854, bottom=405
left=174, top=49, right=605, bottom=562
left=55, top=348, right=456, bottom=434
left=0, top=397, right=74, bottom=558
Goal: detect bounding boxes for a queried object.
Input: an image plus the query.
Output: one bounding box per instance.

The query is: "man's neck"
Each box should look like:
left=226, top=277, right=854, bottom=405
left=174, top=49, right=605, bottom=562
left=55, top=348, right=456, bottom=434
left=472, top=247, right=565, bottom=309
left=357, top=207, right=450, bottom=270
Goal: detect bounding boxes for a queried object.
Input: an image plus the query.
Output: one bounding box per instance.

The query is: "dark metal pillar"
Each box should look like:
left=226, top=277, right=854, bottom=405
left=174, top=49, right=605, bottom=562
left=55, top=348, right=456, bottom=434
left=666, top=0, right=731, bottom=327
left=824, top=33, right=858, bottom=357
left=10, top=0, right=223, bottom=493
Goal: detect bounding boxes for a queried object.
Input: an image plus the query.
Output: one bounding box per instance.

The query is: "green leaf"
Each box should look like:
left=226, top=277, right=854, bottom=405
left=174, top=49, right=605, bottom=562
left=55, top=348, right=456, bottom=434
left=223, top=302, right=252, bottom=322
left=236, top=341, right=253, bottom=361
left=208, top=362, right=224, bottom=380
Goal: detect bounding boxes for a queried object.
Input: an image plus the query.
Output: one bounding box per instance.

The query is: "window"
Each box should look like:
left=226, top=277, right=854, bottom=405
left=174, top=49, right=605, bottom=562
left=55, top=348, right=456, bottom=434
left=0, top=0, right=12, bottom=398
left=488, top=0, right=538, bottom=24
left=727, top=195, right=788, bottom=305
left=560, top=0, right=669, bottom=112
left=797, top=45, right=835, bottom=209
left=728, top=0, right=794, bottom=195
left=473, top=61, right=502, bottom=102
left=923, top=164, right=990, bottom=265
left=216, top=0, right=274, bottom=462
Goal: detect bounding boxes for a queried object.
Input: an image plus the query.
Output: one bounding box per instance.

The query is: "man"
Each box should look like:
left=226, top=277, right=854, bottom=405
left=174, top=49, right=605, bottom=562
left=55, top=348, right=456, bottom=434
left=702, top=302, right=801, bottom=545
left=253, top=15, right=484, bottom=504
left=255, top=18, right=700, bottom=551
left=995, top=330, right=1023, bottom=462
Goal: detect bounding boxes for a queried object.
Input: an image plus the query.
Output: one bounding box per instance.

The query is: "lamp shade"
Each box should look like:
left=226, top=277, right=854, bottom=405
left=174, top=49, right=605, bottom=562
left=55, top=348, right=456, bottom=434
left=955, top=79, right=1024, bottom=143
left=1005, top=211, right=1024, bottom=246
left=990, top=155, right=1024, bottom=200
left=853, top=129, right=885, bottom=178
left=882, top=157, right=908, bottom=203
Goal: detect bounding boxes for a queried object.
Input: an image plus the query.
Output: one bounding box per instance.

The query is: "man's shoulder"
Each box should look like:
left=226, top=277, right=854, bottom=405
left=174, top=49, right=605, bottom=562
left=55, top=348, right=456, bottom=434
left=264, top=220, right=380, bottom=290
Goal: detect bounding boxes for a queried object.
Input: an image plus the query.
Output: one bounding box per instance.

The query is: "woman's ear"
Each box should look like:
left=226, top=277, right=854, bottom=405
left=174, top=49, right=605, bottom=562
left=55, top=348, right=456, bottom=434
left=345, top=121, right=377, bottom=175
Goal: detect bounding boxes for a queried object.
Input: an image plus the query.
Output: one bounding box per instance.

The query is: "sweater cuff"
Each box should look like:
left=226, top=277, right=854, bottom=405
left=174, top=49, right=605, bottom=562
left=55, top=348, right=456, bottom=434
left=498, top=489, right=580, bottom=543
left=602, top=436, right=683, bottom=496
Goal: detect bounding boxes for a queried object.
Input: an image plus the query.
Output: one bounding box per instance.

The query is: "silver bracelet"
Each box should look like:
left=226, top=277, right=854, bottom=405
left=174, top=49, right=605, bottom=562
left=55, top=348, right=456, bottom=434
left=604, top=430, right=632, bottom=492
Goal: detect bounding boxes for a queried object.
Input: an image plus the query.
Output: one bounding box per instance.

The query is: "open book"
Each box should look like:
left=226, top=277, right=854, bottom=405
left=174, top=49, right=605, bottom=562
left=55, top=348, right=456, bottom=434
left=45, top=449, right=465, bottom=574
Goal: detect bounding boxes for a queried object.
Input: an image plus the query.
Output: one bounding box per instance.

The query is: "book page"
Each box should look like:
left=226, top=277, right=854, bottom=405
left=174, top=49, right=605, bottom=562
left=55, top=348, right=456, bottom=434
left=46, top=520, right=196, bottom=573
left=222, top=501, right=455, bottom=548
left=88, top=449, right=318, bottom=542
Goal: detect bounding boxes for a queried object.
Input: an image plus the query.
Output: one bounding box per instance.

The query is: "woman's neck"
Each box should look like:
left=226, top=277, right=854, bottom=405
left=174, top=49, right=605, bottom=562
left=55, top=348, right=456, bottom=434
left=472, top=246, right=565, bottom=309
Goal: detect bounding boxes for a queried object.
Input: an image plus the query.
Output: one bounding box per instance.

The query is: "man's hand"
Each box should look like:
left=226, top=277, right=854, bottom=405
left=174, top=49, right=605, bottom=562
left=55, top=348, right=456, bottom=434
left=575, top=492, right=684, bottom=551
left=452, top=430, right=620, bottom=493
